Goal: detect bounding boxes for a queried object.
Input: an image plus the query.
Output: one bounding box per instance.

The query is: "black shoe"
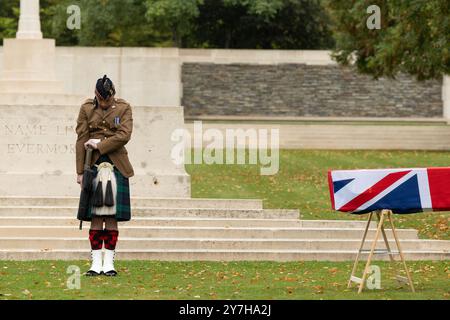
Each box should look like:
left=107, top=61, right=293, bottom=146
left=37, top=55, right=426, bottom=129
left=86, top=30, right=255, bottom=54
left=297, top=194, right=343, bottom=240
left=103, top=270, right=118, bottom=277
left=85, top=270, right=103, bottom=277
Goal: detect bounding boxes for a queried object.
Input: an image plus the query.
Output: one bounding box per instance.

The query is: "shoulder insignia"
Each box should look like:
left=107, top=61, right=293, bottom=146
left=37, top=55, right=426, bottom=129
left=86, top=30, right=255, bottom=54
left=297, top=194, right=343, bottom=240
left=82, top=98, right=94, bottom=107
left=115, top=98, right=125, bottom=103
left=114, top=98, right=131, bottom=108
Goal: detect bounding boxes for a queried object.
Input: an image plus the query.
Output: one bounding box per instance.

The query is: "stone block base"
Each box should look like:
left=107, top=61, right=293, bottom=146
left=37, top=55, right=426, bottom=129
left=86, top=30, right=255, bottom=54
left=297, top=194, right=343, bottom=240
left=0, top=172, right=190, bottom=197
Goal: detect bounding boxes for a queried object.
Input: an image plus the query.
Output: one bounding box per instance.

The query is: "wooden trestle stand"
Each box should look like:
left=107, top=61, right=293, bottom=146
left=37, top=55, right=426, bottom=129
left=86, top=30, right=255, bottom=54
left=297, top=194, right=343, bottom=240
left=347, top=209, right=415, bottom=293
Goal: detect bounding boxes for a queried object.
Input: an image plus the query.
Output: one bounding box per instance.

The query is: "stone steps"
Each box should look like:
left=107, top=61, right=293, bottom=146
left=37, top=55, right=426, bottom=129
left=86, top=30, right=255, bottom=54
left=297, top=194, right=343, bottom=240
left=0, top=217, right=374, bottom=228
left=0, top=197, right=263, bottom=209
left=0, top=238, right=447, bottom=251
left=0, top=206, right=297, bottom=219
left=0, top=197, right=447, bottom=261
left=0, top=249, right=447, bottom=261
left=0, top=226, right=419, bottom=239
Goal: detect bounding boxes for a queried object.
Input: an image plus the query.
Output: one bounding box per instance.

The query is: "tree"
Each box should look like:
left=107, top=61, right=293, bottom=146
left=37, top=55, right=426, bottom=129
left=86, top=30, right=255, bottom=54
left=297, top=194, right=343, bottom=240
left=1, top=0, right=335, bottom=49
left=326, top=0, right=450, bottom=80
left=41, top=0, right=78, bottom=45
left=252, top=0, right=334, bottom=49
left=48, top=0, right=165, bottom=46
left=223, top=0, right=284, bottom=19
left=145, top=0, right=203, bottom=47
left=189, top=0, right=334, bottom=49
left=0, top=0, right=19, bottom=44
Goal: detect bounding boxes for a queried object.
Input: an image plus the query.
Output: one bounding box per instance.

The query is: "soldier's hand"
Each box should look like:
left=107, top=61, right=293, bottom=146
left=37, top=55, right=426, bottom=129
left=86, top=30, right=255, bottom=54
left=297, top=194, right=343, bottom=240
left=84, top=139, right=100, bottom=150
left=77, top=174, right=83, bottom=187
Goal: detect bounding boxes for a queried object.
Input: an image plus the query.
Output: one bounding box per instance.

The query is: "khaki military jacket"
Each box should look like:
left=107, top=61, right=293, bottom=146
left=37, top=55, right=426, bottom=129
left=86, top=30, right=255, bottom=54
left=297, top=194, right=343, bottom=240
left=75, top=98, right=134, bottom=178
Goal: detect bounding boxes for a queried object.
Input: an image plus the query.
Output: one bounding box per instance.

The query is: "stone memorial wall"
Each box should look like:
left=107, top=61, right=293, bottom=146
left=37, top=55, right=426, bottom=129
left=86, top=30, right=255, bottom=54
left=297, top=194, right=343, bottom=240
left=181, top=63, right=443, bottom=118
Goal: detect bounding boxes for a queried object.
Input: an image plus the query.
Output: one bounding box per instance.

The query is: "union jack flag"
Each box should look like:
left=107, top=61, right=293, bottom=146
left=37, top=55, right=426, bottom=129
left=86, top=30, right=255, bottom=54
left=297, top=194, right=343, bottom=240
left=328, top=168, right=450, bottom=214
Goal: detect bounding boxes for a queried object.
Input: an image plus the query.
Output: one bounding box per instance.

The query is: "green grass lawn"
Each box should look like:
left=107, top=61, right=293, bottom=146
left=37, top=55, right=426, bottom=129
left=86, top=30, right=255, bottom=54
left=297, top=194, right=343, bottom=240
left=1, top=149, right=448, bottom=300
left=0, top=260, right=448, bottom=300
left=186, top=149, right=450, bottom=240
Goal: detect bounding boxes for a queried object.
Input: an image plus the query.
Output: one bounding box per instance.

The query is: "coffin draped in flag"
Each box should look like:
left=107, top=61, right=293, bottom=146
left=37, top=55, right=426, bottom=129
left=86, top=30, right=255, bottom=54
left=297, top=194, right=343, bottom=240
left=328, top=167, right=450, bottom=214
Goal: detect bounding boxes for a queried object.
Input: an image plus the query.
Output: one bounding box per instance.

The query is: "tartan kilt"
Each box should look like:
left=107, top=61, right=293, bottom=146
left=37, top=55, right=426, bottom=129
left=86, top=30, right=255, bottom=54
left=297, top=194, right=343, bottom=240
left=83, top=165, right=131, bottom=222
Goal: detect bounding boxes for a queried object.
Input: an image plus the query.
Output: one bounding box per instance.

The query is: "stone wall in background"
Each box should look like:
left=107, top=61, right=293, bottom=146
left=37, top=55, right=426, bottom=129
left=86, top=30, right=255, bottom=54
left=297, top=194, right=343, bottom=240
left=181, top=63, right=443, bottom=118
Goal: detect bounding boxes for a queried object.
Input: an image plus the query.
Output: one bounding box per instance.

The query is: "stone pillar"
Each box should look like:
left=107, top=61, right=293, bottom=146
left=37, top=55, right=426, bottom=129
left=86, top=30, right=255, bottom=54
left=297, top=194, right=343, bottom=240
left=16, top=0, right=43, bottom=39
left=0, top=0, right=65, bottom=97
left=443, top=75, right=450, bottom=123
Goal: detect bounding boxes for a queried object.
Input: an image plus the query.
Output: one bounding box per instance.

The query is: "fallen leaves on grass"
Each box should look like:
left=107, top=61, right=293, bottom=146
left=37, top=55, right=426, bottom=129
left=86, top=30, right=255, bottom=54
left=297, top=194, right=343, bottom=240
left=21, top=289, right=32, bottom=299
left=331, top=282, right=341, bottom=287
left=312, top=285, right=324, bottom=294
left=282, top=276, right=298, bottom=282
left=286, top=287, right=295, bottom=294
left=433, top=217, right=449, bottom=232
left=328, top=267, right=339, bottom=275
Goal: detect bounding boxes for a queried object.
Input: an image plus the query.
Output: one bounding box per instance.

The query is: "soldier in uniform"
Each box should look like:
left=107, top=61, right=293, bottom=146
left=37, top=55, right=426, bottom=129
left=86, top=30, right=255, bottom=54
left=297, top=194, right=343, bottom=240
left=75, top=75, right=134, bottom=276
